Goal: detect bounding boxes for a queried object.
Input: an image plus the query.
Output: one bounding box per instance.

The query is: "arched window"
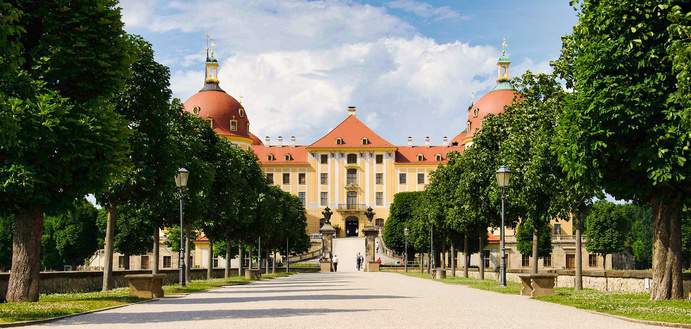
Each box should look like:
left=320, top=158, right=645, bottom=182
left=267, top=154, right=275, bottom=161
left=336, top=137, right=344, bottom=145
left=467, top=121, right=472, bottom=132
left=284, top=154, right=293, bottom=161
left=239, top=108, right=245, bottom=117
left=435, top=154, right=442, bottom=161
left=362, top=137, right=370, bottom=145
left=417, top=154, right=424, bottom=161
left=473, top=107, right=480, bottom=118
left=347, top=153, right=357, bottom=164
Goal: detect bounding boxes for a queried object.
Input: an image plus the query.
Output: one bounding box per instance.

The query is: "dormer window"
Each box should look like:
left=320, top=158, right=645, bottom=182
left=467, top=121, right=472, bottom=132
left=267, top=154, right=275, bottom=161
left=230, top=120, right=238, bottom=132
left=435, top=154, right=442, bottom=161
left=239, top=108, right=245, bottom=117
left=336, top=138, right=344, bottom=145
left=362, top=137, right=370, bottom=145
left=284, top=154, right=293, bottom=161
left=417, top=154, right=424, bottom=161
left=473, top=107, right=480, bottom=118
left=207, top=118, right=213, bottom=128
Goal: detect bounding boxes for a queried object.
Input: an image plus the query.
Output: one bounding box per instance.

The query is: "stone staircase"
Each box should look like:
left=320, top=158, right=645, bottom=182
left=332, top=237, right=366, bottom=272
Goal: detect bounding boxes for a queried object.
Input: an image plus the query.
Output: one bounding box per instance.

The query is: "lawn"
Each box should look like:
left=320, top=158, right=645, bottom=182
left=0, top=272, right=294, bottom=324
left=395, top=270, right=691, bottom=325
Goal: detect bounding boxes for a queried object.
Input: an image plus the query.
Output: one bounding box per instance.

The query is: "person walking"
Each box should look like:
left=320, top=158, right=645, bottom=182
left=333, top=254, right=339, bottom=272
left=356, top=252, right=362, bottom=271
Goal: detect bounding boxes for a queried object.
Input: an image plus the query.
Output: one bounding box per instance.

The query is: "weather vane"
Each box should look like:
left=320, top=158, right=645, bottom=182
left=205, top=33, right=216, bottom=61
left=501, top=37, right=508, bottom=56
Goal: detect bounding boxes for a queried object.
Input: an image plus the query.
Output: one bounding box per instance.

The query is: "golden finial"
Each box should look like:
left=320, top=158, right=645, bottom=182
left=501, top=38, right=508, bottom=56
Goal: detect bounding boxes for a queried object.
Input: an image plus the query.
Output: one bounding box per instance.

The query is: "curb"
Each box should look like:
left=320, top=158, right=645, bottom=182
left=0, top=298, right=155, bottom=328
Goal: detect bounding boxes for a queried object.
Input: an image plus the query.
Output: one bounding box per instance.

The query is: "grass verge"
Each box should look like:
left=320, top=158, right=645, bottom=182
left=0, top=272, right=295, bottom=324
left=395, top=270, right=691, bottom=325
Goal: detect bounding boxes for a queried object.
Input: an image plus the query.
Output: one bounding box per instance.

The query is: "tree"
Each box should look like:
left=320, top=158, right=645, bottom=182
left=623, top=204, right=653, bottom=269
left=0, top=216, right=13, bottom=272
left=384, top=192, right=425, bottom=257
left=557, top=0, right=690, bottom=299
left=516, top=220, right=552, bottom=258
left=585, top=201, right=630, bottom=290
left=41, top=200, right=100, bottom=271
left=0, top=0, right=130, bottom=301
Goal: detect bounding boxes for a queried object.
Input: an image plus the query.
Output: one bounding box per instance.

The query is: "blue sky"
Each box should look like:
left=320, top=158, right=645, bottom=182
left=119, top=0, right=577, bottom=145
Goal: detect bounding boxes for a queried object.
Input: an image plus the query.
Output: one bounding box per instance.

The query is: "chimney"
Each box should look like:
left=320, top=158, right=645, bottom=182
left=277, top=136, right=283, bottom=146
left=347, top=106, right=357, bottom=115
left=407, top=136, right=413, bottom=146
left=442, top=136, right=449, bottom=146
left=425, top=136, right=431, bottom=147
left=265, top=136, right=271, bottom=145
left=290, top=135, right=296, bottom=147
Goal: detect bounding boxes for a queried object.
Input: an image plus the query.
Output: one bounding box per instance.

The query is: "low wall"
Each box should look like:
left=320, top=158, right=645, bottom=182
left=0, top=266, right=318, bottom=300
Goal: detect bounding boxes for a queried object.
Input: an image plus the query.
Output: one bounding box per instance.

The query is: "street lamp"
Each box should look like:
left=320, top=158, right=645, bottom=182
left=403, top=226, right=409, bottom=272
left=175, top=168, right=189, bottom=287
left=429, top=213, right=435, bottom=274
left=495, top=165, right=511, bottom=287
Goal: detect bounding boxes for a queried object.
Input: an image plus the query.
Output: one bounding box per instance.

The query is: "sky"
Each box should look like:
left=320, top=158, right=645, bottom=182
left=118, top=0, right=578, bottom=146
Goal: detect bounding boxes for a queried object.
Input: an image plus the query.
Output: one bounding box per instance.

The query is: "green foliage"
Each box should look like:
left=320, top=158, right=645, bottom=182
left=41, top=200, right=99, bottom=270
left=384, top=192, right=424, bottom=254
left=515, top=220, right=552, bottom=258
left=624, top=204, right=653, bottom=269
left=165, top=226, right=198, bottom=253
left=683, top=215, right=691, bottom=269
left=0, top=215, right=12, bottom=271
left=585, top=201, right=630, bottom=257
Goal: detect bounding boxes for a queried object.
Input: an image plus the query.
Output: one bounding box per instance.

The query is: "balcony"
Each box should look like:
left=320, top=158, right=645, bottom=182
left=335, top=203, right=368, bottom=212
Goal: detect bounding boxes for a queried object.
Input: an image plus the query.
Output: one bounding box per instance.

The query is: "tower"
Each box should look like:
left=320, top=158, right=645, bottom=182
left=202, top=35, right=222, bottom=91
left=495, top=38, right=512, bottom=91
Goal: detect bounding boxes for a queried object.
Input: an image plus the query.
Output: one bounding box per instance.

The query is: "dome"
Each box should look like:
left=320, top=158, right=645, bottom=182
left=183, top=90, right=251, bottom=141
left=466, top=89, right=517, bottom=138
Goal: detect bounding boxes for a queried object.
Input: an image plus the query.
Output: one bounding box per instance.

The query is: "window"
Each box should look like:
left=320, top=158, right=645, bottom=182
left=163, top=256, right=172, bottom=268
left=336, top=138, right=344, bottom=145
left=230, top=120, right=238, bottom=131
left=346, top=191, right=357, bottom=207
left=417, top=154, right=424, bottom=161
left=298, top=173, right=306, bottom=185
left=347, top=169, right=357, bottom=184
left=213, top=258, right=219, bottom=268
left=267, top=154, right=275, bottom=161
left=320, top=173, right=328, bottom=185
left=565, top=254, right=575, bottom=269
left=298, top=192, right=306, bottom=205
left=521, top=254, right=530, bottom=267
left=266, top=173, right=274, bottom=184
left=467, top=121, right=472, bottom=132
left=589, top=254, right=598, bottom=267
left=320, top=154, right=328, bottom=164
left=399, top=173, right=407, bottom=184
left=435, top=154, right=442, bottom=161
left=543, top=255, right=552, bottom=267
left=141, top=256, right=150, bottom=270
left=118, top=256, right=126, bottom=269
left=375, top=218, right=385, bottom=227
left=207, top=118, right=213, bottom=128
left=320, top=192, right=328, bottom=206
left=347, top=153, right=357, bottom=164
left=553, top=224, right=561, bottom=236
left=238, top=108, right=245, bottom=117
left=375, top=154, right=383, bottom=164
left=282, top=173, right=290, bottom=185
left=417, top=173, right=425, bottom=184
left=473, top=107, right=480, bottom=118
left=362, top=137, right=370, bottom=145
left=376, top=192, right=383, bottom=206
left=284, top=154, right=293, bottom=161
left=375, top=173, right=383, bottom=185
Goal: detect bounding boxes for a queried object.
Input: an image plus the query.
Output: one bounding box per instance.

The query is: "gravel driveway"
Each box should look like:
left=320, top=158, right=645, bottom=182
left=26, top=272, right=663, bottom=329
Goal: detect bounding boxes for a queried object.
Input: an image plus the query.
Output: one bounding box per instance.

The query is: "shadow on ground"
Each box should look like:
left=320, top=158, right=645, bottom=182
left=152, top=294, right=409, bottom=305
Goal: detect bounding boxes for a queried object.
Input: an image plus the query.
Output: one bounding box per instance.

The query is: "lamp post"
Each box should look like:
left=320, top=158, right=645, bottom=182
left=495, top=165, right=511, bottom=287
left=175, top=168, right=189, bottom=288
left=429, top=213, right=435, bottom=273
left=404, top=226, right=409, bottom=272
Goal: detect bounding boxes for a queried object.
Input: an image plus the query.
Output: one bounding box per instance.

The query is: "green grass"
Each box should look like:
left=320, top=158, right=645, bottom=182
left=395, top=270, right=691, bottom=325
left=0, top=272, right=295, bottom=324
left=537, top=289, right=691, bottom=325
left=0, top=288, right=140, bottom=324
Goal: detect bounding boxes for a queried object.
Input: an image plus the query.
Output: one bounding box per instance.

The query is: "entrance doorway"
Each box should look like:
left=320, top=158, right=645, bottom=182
left=345, top=217, right=359, bottom=237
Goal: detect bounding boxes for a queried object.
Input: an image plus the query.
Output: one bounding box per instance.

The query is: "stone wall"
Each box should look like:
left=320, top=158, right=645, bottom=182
left=0, top=266, right=319, bottom=301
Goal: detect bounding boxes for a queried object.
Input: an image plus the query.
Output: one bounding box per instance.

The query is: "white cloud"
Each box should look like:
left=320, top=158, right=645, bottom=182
left=387, top=0, right=463, bottom=21
left=123, top=0, right=548, bottom=144
left=118, top=0, right=156, bottom=28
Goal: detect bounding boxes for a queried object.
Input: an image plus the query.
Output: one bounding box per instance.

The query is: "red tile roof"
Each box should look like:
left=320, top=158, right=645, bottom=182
left=308, top=114, right=394, bottom=149
left=395, top=146, right=463, bottom=164
left=251, top=145, right=309, bottom=165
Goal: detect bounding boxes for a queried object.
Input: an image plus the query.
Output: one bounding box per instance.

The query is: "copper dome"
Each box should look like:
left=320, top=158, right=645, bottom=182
left=466, top=89, right=517, bottom=138
left=183, top=90, right=251, bottom=140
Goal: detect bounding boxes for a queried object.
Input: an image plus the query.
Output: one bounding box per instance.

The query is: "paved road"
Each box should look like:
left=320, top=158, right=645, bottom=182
left=29, top=272, right=662, bottom=329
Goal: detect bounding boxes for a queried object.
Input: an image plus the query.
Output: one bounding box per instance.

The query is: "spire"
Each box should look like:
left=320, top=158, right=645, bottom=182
left=494, top=38, right=513, bottom=91
left=201, top=34, right=223, bottom=92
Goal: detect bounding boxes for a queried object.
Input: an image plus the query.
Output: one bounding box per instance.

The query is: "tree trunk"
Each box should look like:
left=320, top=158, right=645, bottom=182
left=419, top=254, right=423, bottom=273
left=184, top=234, right=191, bottom=282
left=531, top=228, right=539, bottom=275
left=152, top=227, right=159, bottom=275
left=101, top=205, right=116, bottom=291
left=575, top=212, right=583, bottom=291
left=6, top=207, right=43, bottom=302
left=603, top=254, right=608, bottom=292
left=463, top=235, right=469, bottom=278
left=479, top=233, right=485, bottom=280
left=272, top=251, right=276, bottom=274
left=450, top=243, right=456, bottom=277
left=238, top=242, right=243, bottom=277
left=265, top=250, right=269, bottom=275
left=650, top=194, right=684, bottom=300
left=225, top=240, right=231, bottom=279
left=207, top=239, right=213, bottom=280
